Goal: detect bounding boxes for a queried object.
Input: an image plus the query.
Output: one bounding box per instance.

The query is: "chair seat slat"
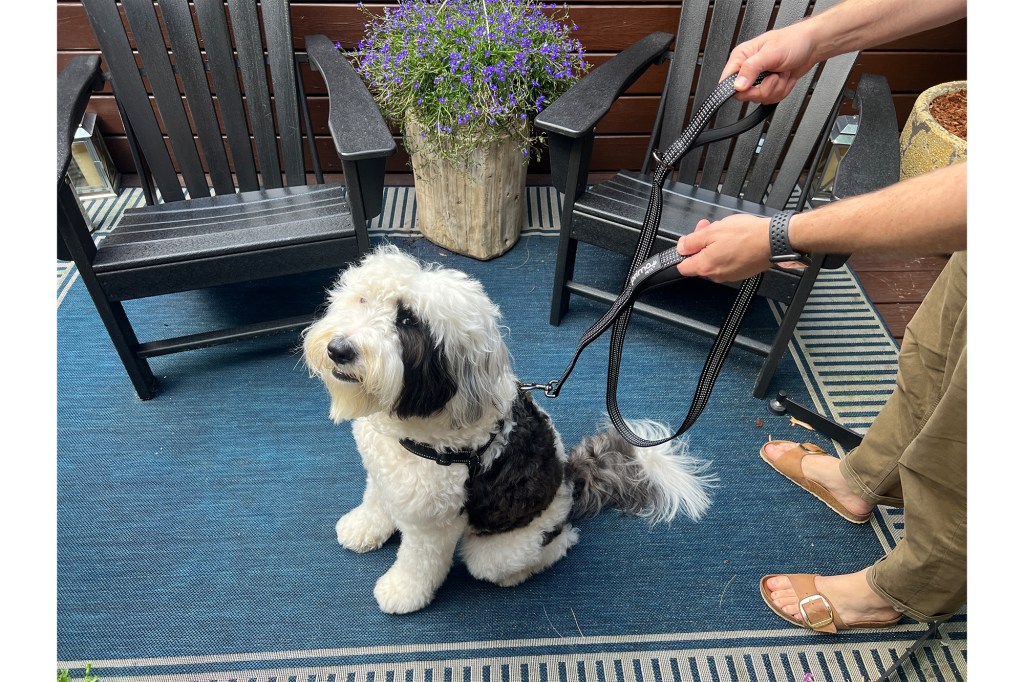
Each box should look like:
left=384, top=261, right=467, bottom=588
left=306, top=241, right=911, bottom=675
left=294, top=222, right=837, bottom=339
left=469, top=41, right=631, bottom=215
left=112, top=188, right=347, bottom=234
left=94, top=186, right=351, bottom=272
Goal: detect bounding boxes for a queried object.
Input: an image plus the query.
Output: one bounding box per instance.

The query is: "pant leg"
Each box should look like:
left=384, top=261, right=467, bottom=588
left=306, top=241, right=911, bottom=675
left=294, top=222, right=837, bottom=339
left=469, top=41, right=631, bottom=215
left=851, top=251, right=968, bottom=620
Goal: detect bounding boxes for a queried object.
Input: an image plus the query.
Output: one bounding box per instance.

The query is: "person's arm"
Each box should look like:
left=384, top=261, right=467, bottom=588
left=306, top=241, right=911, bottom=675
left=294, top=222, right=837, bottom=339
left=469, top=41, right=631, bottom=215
left=675, top=162, right=966, bottom=283
left=724, top=0, right=967, bottom=103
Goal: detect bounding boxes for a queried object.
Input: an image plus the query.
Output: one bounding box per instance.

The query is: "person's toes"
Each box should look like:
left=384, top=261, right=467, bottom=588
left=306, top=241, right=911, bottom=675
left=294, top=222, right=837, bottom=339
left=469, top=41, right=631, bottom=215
left=762, top=441, right=803, bottom=462
left=764, top=576, right=799, bottom=611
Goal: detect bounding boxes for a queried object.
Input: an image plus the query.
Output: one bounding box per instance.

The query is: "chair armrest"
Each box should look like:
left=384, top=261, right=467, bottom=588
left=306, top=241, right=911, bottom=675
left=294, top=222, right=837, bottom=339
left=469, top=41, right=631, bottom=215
left=305, top=34, right=397, bottom=161
left=57, top=55, right=103, bottom=187
left=833, top=73, right=899, bottom=200
left=535, top=31, right=674, bottom=138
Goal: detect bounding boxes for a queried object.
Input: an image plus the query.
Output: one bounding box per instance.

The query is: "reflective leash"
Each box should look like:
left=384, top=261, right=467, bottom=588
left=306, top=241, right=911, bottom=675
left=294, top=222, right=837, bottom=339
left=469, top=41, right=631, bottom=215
left=523, top=73, right=776, bottom=448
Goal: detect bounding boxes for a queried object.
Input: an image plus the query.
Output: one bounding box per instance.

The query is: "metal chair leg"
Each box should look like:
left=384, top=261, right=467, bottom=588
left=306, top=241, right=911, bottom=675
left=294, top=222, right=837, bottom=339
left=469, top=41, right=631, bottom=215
left=767, top=390, right=864, bottom=449
left=871, top=618, right=950, bottom=682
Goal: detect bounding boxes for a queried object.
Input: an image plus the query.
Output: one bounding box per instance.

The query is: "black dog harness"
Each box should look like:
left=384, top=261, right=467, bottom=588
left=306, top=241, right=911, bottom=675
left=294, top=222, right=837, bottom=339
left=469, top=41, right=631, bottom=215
left=399, top=422, right=503, bottom=482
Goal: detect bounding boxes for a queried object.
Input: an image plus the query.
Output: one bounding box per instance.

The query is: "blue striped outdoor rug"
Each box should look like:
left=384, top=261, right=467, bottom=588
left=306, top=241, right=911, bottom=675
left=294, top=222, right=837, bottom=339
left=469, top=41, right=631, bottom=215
left=57, top=187, right=966, bottom=681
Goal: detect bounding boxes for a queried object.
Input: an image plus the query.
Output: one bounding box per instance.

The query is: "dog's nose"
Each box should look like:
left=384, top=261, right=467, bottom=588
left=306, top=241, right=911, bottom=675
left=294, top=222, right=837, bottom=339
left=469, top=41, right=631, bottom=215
left=327, top=337, right=358, bottom=365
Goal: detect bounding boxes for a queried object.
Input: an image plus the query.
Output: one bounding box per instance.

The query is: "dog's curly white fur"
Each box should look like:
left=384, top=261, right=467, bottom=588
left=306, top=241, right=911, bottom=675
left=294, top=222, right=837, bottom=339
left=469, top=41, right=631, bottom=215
left=303, top=245, right=716, bottom=614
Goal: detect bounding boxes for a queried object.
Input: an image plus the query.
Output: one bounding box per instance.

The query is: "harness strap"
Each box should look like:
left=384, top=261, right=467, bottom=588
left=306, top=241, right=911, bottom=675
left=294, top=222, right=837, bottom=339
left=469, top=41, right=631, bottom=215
left=534, top=72, right=775, bottom=448
left=399, top=420, right=504, bottom=480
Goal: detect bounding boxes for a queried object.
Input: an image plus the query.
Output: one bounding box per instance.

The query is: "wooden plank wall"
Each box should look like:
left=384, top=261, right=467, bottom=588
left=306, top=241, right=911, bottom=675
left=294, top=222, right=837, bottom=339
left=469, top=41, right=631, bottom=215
left=56, top=0, right=967, bottom=183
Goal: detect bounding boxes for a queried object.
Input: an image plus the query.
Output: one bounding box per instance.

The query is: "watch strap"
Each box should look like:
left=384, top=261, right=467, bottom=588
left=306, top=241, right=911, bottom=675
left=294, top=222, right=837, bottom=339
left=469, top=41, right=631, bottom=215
left=768, top=210, right=805, bottom=263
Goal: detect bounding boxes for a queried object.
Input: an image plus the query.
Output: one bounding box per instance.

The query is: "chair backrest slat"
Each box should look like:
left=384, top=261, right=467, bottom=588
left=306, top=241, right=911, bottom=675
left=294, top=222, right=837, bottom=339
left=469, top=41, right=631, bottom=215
left=694, top=0, right=775, bottom=190
left=738, top=69, right=817, bottom=200
left=160, top=0, right=236, bottom=196
left=82, top=0, right=185, bottom=202
left=193, top=0, right=260, bottom=192
left=84, top=0, right=314, bottom=200
left=263, top=0, right=306, bottom=186
left=710, top=0, right=816, bottom=198
left=764, top=53, right=855, bottom=208
left=675, top=0, right=744, bottom=185
left=652, top=0, right=857, bottom=203
left=227, top=0, right=283, bottom=189
left=656, top=0, right=710, bottom=156
left=121, top=0, right=210, bottom=199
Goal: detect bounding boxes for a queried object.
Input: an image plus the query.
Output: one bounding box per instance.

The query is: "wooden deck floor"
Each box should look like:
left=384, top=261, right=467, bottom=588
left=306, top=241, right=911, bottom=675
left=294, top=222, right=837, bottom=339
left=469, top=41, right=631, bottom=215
left=846, top=252, right=950, bottom=345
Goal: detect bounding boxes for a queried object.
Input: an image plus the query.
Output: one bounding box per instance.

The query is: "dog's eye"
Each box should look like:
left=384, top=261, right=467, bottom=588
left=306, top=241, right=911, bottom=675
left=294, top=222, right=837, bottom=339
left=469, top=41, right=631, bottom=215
left=359, top=297, right=367, bottom=304
left=400, top=315, right=417, bottom=327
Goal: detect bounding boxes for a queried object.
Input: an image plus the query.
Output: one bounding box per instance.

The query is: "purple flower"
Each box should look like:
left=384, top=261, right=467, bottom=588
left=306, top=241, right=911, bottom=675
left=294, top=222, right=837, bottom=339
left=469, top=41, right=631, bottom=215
left=343, top=0, right=589, bottom=162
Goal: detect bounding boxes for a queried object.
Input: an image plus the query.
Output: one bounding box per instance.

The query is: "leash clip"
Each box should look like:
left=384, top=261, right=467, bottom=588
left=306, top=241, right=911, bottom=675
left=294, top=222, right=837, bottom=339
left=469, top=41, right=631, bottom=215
left=519, top=380, right=560, bottom=398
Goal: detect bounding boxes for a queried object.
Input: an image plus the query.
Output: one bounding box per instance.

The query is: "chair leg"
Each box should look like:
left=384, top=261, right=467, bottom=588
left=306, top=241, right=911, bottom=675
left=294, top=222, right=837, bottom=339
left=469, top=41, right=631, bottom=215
left=76, top=277, right=158, bottom=399
left=871, top=618, right=950, bottom=682
left=548, top=135, right=590, bottom=327
left=94, top=297, right=159, bottom=400
left=550, top=233, right=578, bottom=326
left=752, top=256, right=825, bottom=399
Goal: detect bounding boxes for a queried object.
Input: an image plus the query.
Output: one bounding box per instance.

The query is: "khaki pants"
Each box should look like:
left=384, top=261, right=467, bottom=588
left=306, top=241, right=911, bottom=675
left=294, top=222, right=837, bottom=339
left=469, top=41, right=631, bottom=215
left=839, top=250, right=967, bottom=622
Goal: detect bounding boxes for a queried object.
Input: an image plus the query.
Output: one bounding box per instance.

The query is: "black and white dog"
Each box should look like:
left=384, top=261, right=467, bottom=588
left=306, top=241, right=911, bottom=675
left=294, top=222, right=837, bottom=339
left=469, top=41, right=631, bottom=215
left=302, top=245, right=715, bottom=613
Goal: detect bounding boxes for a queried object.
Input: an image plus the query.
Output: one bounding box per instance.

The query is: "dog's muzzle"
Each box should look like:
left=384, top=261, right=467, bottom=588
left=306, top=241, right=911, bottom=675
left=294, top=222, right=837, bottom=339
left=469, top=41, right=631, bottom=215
left=327, top=337, right=360, bottom=382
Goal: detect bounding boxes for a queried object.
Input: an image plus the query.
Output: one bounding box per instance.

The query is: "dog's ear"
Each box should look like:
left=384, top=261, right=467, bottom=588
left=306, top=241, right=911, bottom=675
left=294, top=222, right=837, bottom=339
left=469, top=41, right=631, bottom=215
left=393, top=302, right=458, bottom=419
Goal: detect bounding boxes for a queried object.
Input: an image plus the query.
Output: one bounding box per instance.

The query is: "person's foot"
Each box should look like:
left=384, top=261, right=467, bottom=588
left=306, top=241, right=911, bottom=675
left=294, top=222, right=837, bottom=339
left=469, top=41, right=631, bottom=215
left=761, top=441, right=873, bottom=520
left=762, top=569, right=903, bottom=630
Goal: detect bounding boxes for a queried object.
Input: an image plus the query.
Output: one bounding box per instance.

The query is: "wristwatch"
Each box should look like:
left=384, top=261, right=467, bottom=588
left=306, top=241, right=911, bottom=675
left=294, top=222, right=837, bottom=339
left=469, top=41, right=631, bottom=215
left=768, top=210, right=809, bottom=264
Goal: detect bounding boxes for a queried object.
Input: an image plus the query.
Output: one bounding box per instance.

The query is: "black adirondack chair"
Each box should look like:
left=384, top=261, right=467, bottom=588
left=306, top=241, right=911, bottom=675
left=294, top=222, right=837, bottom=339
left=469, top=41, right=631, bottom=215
left=535, top=0, right=899, bottom=399
left=57, top=0, right=396, bottom=400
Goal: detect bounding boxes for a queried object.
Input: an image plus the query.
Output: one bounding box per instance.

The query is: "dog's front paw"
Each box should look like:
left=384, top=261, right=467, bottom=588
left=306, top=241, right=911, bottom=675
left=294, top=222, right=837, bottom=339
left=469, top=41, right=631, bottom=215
left=373, top=566, right=437, bottom=614
left=336, top=507, right=395, bottom=553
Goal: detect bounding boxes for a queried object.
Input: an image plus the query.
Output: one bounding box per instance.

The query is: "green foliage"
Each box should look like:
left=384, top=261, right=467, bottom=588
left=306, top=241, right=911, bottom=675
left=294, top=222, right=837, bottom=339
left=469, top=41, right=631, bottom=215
left=57, top=663, right=100, bottom=682
left=343, top=0, right=589, bottom=164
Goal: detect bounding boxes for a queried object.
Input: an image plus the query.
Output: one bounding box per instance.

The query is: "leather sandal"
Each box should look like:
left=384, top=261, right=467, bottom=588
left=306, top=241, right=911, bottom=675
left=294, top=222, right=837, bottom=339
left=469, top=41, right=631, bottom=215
left=760, top=574, right=904, bottom=633
left=759, top=440, right=872, bottom=524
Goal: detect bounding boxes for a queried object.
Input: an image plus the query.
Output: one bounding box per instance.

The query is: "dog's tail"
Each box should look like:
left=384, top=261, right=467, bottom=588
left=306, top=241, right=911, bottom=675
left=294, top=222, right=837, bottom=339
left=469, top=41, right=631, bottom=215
left=567, top=419, right=716, bottom=524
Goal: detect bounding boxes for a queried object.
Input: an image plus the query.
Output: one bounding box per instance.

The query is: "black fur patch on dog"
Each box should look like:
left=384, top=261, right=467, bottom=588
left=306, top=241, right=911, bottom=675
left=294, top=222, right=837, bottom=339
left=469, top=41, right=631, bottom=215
left=394, top=302, right=457, bottom=419
left=464, top=393, right=564, bottom=534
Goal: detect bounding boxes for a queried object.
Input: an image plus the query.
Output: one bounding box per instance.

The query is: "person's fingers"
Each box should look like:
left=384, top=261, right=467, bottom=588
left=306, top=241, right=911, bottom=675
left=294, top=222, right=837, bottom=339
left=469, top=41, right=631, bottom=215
left=693, top=218, right=712, bottom=233
left=676, top=224, right=711, bottom=256
left=733, top=52, right=772, bottom=92
left=731, top=73, right=793, bottom=104
left=720, top=47, right=751, bottom=84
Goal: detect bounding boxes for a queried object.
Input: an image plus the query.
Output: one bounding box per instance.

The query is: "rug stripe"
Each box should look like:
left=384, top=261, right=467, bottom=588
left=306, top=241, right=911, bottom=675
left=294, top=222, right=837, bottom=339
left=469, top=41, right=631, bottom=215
left=59, top=626, right=966, bottom=681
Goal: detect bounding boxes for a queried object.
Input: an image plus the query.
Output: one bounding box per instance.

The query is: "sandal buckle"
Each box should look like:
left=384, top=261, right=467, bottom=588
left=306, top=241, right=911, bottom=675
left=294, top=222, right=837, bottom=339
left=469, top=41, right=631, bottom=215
left=798, top=594, right=834, bottom=629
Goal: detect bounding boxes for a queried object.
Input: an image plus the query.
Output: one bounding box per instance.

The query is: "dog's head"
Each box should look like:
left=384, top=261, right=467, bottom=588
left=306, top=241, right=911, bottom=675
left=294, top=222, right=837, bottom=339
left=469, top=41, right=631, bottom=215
left=302, top=245, right=518, bottom=427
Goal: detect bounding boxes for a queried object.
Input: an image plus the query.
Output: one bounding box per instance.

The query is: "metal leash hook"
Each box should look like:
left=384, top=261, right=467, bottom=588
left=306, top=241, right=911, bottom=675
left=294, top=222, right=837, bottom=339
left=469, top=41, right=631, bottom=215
left=519, top=380, right=560, bottom=398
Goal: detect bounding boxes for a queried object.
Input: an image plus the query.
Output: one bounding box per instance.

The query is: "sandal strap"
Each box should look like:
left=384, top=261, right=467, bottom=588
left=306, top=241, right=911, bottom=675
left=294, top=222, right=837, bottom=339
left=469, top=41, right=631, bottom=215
left=788, top=574, right=841, bottom=633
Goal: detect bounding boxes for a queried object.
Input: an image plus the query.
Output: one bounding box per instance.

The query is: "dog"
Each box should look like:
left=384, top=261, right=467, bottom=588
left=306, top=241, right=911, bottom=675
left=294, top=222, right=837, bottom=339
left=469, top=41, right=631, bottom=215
left=302, top=245, right=715, bottom=614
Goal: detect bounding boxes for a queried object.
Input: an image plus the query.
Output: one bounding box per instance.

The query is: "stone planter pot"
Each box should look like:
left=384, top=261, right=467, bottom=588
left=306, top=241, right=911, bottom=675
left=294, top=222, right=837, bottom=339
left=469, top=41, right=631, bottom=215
left=899, top=80, right=967, bottom=181
left=406, top=117, right=527, bottom=260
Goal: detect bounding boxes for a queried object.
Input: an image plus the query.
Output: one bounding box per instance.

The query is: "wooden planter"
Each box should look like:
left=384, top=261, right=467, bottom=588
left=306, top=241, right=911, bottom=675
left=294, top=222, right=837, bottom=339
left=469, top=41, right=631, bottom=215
left=899, top=81, right=967, bottom=181
left=406, top=118, right=527, bottom=260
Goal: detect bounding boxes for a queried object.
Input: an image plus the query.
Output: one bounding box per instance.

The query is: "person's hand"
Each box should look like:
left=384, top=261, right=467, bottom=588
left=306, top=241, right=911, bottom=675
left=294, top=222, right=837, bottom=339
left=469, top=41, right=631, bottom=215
left=675, top=214, right=773, bottom=282
left=720, top=26, right=817, bottom=104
